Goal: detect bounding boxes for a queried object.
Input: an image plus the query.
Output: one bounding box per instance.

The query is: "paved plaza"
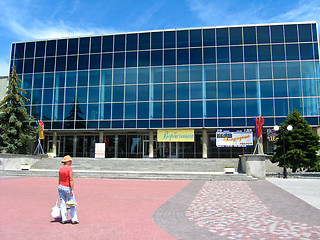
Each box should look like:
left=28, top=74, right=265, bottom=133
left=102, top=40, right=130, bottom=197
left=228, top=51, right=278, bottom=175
left=0, top=176, right=319, bottom=239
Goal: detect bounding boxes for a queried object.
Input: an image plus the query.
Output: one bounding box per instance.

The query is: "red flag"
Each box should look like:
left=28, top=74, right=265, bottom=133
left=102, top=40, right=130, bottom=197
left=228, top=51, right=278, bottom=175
left=255, top=117, right=264, bottom=138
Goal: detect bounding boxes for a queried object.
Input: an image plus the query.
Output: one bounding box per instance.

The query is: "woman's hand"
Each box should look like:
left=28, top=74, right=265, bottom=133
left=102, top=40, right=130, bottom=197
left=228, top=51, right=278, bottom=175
left=71, top=190, right=74, bottom=196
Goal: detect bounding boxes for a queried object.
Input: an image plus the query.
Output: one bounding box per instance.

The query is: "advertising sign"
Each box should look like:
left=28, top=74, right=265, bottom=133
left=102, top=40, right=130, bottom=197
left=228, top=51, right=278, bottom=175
left=267, top=129, right=278, bottom=142
left=157, top=129, right=194, bottom=142
left=216, top=129, right=253, bottom=147
left=95, top=143, right=106, bottom=158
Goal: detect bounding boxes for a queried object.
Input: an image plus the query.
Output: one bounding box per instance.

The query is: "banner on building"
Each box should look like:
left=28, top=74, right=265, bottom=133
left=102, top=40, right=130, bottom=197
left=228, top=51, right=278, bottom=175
left=157, top=129, right=194, bottom=142
left=95, top=143, right=106, bottom=158
left=216, top=129, right=253, bottom=147
left=267, top=129, right=278, bottom=142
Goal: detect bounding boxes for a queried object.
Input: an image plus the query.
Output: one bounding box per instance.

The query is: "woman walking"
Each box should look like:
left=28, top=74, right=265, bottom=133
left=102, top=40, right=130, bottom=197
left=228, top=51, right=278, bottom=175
left=58, top=155, right=79, bottom=224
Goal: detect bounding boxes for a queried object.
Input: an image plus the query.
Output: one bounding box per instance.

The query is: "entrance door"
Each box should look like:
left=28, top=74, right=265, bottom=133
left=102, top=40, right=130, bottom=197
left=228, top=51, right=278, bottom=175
left=143, top=140, right=149, bottom=158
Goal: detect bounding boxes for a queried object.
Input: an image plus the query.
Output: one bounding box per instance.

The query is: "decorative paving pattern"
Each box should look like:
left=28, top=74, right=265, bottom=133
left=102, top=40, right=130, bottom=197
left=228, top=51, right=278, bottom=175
left=186, top=181, right=320, bottom=239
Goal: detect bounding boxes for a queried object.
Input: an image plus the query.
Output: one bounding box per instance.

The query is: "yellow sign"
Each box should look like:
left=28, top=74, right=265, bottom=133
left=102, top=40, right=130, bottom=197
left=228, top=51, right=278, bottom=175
left=157, top=129, right=194, bottom=142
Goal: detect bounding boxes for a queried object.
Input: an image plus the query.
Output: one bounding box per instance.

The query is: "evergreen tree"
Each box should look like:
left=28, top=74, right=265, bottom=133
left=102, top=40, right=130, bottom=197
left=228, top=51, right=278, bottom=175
left=271, top=109, right=320, bottom=172
left=0, top=66, right=38, bottom=154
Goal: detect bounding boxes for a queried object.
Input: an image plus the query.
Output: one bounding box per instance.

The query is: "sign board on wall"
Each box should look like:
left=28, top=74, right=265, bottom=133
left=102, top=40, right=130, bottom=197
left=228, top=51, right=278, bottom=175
left=95, top=143, right=105, bottom=158
left=157, top=129, right=194, bottom=142
left=216, top=129, right=253, bottom=147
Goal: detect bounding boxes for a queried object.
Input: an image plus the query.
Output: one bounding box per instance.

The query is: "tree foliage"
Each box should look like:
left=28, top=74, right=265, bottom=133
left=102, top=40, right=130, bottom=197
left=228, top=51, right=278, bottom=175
left=0, top=66, right=38, bottom=154
left=271, top=109, right=320, bottom=172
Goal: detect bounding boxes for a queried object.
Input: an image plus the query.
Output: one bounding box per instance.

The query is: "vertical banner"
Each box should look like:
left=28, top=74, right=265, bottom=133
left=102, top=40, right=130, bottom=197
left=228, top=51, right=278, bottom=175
left=95, top=143, right=105, bottom=158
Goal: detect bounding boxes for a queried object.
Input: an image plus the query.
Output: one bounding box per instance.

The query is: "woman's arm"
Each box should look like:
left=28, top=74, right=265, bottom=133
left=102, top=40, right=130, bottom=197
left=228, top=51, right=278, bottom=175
left=69, top=170, right=74, bottom=196
left=59, top=174, right=61, bottom=185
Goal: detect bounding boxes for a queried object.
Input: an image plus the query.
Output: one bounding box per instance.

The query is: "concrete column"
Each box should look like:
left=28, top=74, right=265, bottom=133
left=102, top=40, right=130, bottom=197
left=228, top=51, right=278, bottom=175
left=53, top=131, right=57, bottom=157
left=149, top=130, right=154, bottom=158
left=202, top=129, right=208, bottom=159
left=115, top=135, right=119, bottom=158
left=99, top=131, right=104, bottom=143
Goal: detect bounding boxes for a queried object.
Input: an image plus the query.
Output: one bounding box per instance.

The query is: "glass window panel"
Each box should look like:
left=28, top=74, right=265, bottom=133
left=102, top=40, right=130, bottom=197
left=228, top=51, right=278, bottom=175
left=314, top=43, right=319, bottom=60
left=34, top=58, right=44, bottom=73
left=177, top=49, right=189, bottom=65
left=125, top=103, right=136, bottom=119
left=114, top=52, right=125, bottom=68
left=67, top=55, right=77, bottom=71
left=77, top=87, right=87, bottom=103
left=138, top=67, right=149, bottom=84
left=91, top=36, right=101, bottom=53
left=35, top=41, right=45, bottom=57
left=46, top=40, right=56, bottom=57
left=65, top=88, right=76, bottom=104
left=164, top=31, right=175, bottom=48
left=246, top=99, right=259, bottom=117
left=112, top=103, right=123, bottom=119
left=31, top=105, right=41, bottom=119
left=101, top=69, right=112, bottom=85
left=113, top=69, right=124, bottom=85
left=259, top=62, right=272, bottom=79
left=126, top=52, right=137, bottom=67
left=190, top=65, right=202, bottom=82
left=126, top=34, right=137, bottom=51
left=66, top=105, right=76, bottom=123
left=78, top=71, right=88, bottom=86
left=232, top=100, right=245, bottom=117
left=151, top=32, right=163, bottom=49
left=284, top=25, right=298, bottom=43
left=79, top=37, right=90, bottom=54
left=25, top=42, right=35, bottom=58
left=304, top=98, right=317, bottom=116
left=56, top=56, right=66, bottom=72
left=300, top=43, right=314, bottom=60
left=54, top=88, right=64, bottom=104
left=271, top=25, right=284, bottom=43
left=151, top=67, right=162, bottom=83
left=204, top=65, right=216, bottom=81
left=216, top=28, right=229, bottom=46
left=33, top=73, right=43, bottom=88
left=257, top=26, right=270, bottom=44
left=100, top=85, right=111, bottom=102
left=151, top=50, right=162, bottom=66
left=164, top=66, right=176, bottom=83
left=164, top=84, right=176, bottom=100
left=114, top=35, right=125, bottom=51
left=258, top=45, right=271, bottom=61
left=217, top=47, right=229, bottom=63
left=285, top=44, right=299, bottom=60
left=53, top=105, right=64, bottom=120
left=272, top=44, right=285, bottom=61
left=232, top=81, right=244, bottom=98
left=289, top=98, right=302, bottom=113
left=275, top=99, right=288, bottom=116
left=78, top=54, right=89, bottom=70
left=205, top=100, right=217, bottom=117
left=22, top=74, right=32, bottom=89
left=151, top=102, right=162, bottom=118
left=243, top=27, right=256, bottom=44
left=288, top=80, right=301, bottom=97
left=274, top=80, right=288, bottom=97
left=217, top=64, right=230, bottom=81
left=44, top=73, right=54, bottom=88
left=125, top=85, right=136, bottom=101
left=191, top=101, right=203, bottom=118
left=177, top=30, right=189, bottom=48
left=54, top=72, right=65, bottom=88
left=164, top=102, right=176, bottom=118
left=89, top=87, right=99, bottom=102
left=287, top=62, right=301, bottom=78
left=177, top=83, right=189, bottom=100
left=204, top=47, right=216, bottom=63
left=218, top=100, right=231, bottom=117
left=68, top=38, right=78, bottom=55
left=138, top=102, right=149, bottom=119
left=190, top=48, right=202, bottom=64
left=15, top=43, right=25, bottom=58
left=102, top=36, right=113, bottom=52
left=151, top=84, right=162, bottom=101
left=218, top=82, right=230, bottom=99
left=164, top=49, right=175, bottom=65
left=303, top=79, right=316, bottom=96
left=177, top=66, right=189, bottom=82
left=177, top=101, right=189, bottom=118
left=312, top=24, right=318, bottom=42
left=230, top=27, right=242, bottom=45
left=45, top=57, right=55, bottom=72
left=138, top=85, right=149, bottom=101
left=32, top=89, right=42, bottom=104
left=246, top=81, right=259, bottom=98
left=260, top=81, right=273, bottom=98
left=90, top=54, right=101, bottom=69
left=113, top=86, right=124, bottom=102
left=261, top=99, right=274, bottom=116
left=87, top=104, right=99, bottom=120
left=42, top=105, right=52, bottom=120
left=138, top=51, right=150, bottom=67
left=23, top=59, right=33, bottom=73
left=231, top=63, right=244, bottom=80
left=273, top=62, right=286, bottom=79
left=206, top=82, right=216, bottom=99
left=244, top=46, right=257, bottom=62
left=139, top=33, right=150, bottom=50
left=76, top=104, right=86, bottom=120
left=15, top=59, right=23, bottom=74
left=203, top=29, right=215, bottom=46
left=191, top=83, right=203, bottom=99
left=124, top=68, right=136, bottom=84
left=190, top=29, right=202, bottom=47
left=301, top=61, right=315, bottom=78
left=245, top=63, right=258, bottom=80
left=230, top=46, right=243, bottom=62
left=102, top=53, right=112, bottom=69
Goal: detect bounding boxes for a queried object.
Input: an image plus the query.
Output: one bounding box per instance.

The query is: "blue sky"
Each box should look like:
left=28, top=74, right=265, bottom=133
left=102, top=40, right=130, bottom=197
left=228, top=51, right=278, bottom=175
left=0, top=0, right=319, bottom=76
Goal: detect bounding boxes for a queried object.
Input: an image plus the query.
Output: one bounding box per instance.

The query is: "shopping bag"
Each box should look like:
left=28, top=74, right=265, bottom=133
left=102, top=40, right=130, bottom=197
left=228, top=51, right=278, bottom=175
left=51, top=197, right=61, bottom=218
left=66, top=194, right=77, bottom=207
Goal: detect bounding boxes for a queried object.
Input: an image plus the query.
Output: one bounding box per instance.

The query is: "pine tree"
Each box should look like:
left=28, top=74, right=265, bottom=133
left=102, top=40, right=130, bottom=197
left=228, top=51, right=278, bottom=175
left=271, top=109, right=320, bottom=172
left=0, top=66, right=38, bottom=154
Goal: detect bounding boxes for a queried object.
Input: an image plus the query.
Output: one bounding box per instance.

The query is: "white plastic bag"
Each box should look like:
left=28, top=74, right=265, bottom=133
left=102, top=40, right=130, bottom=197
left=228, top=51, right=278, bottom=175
left=51, top=197, right=61, bottom=218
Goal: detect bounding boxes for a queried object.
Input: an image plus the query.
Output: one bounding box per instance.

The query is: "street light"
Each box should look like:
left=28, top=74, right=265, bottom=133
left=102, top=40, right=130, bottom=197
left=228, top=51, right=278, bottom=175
left=273, top=124, right=293, bottom=178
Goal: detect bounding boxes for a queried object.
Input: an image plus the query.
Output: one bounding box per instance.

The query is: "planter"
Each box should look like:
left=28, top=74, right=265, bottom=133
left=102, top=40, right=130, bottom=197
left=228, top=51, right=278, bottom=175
left=21, top=164, right=30, bottom=170
left=224, top=167, right=235, bottom=174
left=47, top=152, right=55, bottom=158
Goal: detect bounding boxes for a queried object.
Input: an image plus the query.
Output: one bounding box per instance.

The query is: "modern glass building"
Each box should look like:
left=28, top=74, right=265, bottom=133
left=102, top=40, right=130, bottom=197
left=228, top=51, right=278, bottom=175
left=10, top=22, right=320, bottom=158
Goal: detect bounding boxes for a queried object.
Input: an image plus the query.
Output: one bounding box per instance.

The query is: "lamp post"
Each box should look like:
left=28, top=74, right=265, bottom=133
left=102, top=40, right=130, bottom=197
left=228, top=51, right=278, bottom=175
left=274, top=124, right=293, bottom=178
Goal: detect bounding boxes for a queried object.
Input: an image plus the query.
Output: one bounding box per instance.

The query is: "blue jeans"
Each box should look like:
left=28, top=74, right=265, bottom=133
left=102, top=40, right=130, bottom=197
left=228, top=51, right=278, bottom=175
left=58, top=185, right=78, bottom=222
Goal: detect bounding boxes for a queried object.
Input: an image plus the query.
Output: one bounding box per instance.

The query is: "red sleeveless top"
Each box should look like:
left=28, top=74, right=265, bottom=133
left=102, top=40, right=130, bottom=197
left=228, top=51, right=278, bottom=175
left=59, top=166, right=72, bottom=187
